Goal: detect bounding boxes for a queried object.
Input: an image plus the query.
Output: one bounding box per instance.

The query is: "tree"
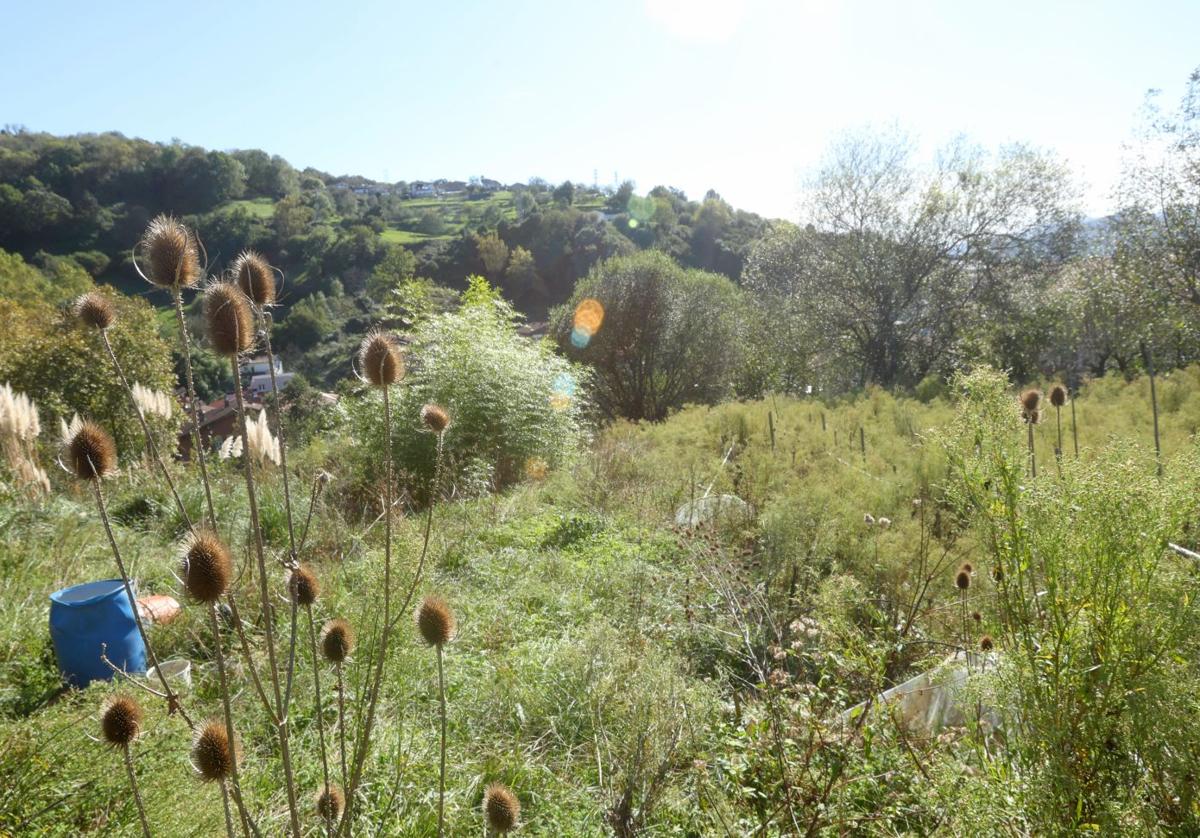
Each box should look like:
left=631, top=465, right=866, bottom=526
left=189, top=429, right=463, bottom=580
left=553, top=180, right=576, bottom=207
left=474, top=232, right=509, bottom=281
left=552, top=251, right=744, bottom=420
left=744, top=130, right=1078, bottom=391
left=367, top=244, right=417, bottom=300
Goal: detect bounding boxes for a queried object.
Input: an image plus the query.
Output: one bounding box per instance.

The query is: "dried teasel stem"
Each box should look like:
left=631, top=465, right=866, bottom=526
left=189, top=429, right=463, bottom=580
left=207, top=605, right=256, bottom=838
left=122, top=743, right=152, bottom=838
left=435, top=644, right=448, bottom=837
left=90, top=477, right=193, bottom=728
left=91, top=324, right=194, bottom=535
left=305, top=607, right=334, bottom=838
left=172, top=290, right=218, bottom=528
left=1141, top=341, right=1163, bottom=478
left=229, top=355, right=303, bottom=836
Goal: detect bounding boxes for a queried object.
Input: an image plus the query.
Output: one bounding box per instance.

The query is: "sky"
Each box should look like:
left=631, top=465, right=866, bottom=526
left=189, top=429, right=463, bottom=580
left=1, top=0, right=1197, bottom=219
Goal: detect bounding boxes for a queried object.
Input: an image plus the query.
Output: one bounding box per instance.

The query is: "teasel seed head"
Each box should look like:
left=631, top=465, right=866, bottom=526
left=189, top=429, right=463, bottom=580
left=74, top=291, right=115, bottom=330
left=66, top=421, right=117, bottom=480
left=321, top=619, right=355, bottom=663
left=992, top=565, right=1004, bottom=583
left=971, top=611, right=982, bottom=623
left=483, top=782, right=520, bottom=833
left=979, top=634, right=994, bottom=652
left=139, top=215, right=201, bottom=290
left=1049, top=384, right=1068, bottom=408
left=1019, top=388, right=1042, bottom=423
left=955, top=569, right=971, bottom=591
left=420, top=403, right=451, bottom=434
left=232, top=250, right=276, bottom=308
left=959, top=562, right=974, bottom=574
left=358, top=332, right=403, bottom=387
left=180, top=531, right=233, bottom=604
left=416, top=594, right=455, bottom=647
left=100, top=694, right=143, bottom=747
left=315, top=784, right=344, bottom=821
left=288, top=565, right=320, bottom=607
left=191, top=720, right=239, bottom=782
left=204, top=282, right=255, bottom=357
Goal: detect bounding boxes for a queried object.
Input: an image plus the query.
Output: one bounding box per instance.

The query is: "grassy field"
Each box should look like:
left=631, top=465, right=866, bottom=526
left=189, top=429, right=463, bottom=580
left=226, top=198, right=277, bottom=219
left=2, top=366, right=1199, bottom=835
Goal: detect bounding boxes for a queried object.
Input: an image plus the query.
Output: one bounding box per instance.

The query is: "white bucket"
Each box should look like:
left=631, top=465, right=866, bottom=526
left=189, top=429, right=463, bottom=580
left=147, top=658, right=192, bottom=690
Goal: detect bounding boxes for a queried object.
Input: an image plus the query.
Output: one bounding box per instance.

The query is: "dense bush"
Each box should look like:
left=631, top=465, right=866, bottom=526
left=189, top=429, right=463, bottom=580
left=552, top=251, right=745, bottom=421
left=343, top=289, right=590, bottom=497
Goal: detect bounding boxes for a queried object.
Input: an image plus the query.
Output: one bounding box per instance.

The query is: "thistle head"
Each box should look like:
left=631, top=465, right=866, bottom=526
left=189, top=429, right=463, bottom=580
left=1049, top=384, right=1068, bottom=408
left=180, top=531, right=233, bottom=604
left=483, top=782, right=520, bottom=833
left=139, top=215, right=201, bottom=290
left=420, top=403, right=451, bottom=434
left=316, top=784, right=344, bottom=821
left=287, top=565, right=320, bottom=607
left=232, top=250, right=276, bottom=308
left=416, top=594, right=455, bottom=647
left=66, top=421, right=117, bottom=480
left=321, top=619, right=355, bottom=663
left=74, top=291, right=116, bottom=330
left=191, top=720, right=239, bottom=782
left=955, top=569, right=971, bottom=591
left=358, top=332, right=403, bottom=387
left=100, top=695, right=142, bottom=747
left=204, top=283, right=254, bottom=357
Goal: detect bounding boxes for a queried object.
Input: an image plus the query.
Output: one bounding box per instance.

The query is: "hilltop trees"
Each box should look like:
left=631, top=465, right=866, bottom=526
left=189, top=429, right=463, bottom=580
left=744, top=131, right=1079, bottom=390
left=553, top=251, right=743, bottom=420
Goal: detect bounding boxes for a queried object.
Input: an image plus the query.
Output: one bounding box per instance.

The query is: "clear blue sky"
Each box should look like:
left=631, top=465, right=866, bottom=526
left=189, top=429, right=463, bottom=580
left=2, top=0, right=1196, bottom=218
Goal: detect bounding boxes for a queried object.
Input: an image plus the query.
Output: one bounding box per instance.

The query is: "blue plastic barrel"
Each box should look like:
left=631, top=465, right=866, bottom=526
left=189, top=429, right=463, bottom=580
left=49, top=579, right=146, bottom=687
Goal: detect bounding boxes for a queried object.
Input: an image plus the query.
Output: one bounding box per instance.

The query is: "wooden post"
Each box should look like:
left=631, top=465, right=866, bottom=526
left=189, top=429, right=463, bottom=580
left=859, top=427, right=866, bottom=461
left=768, top=411, right=776, bottom=451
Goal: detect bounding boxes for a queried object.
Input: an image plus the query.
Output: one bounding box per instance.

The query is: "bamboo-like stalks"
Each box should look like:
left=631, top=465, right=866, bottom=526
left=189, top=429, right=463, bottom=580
left=122, top=743, right=152, bottom=838
left=229, top=357, right=302, bottom=836
left=91, top=479, right=193, bottom=728
left=1026, top=423, right=1037, bottom=479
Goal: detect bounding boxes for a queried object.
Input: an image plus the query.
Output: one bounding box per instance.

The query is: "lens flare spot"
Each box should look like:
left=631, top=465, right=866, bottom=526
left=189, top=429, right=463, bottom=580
left=549, top=393, right=573, bottom=411
left=552, top=372, right=577, bottom=398
left=628, top=217, right=639, bottom=229
left=573, top=298, right=604, bottom=338
left=627, top=195, right=655, bottom=223
left=524, top=457, right=549, bottom=481
left=570, top=327, right=591, bottom=348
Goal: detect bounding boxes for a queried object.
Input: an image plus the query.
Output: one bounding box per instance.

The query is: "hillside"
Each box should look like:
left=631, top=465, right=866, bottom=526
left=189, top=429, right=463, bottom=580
left=0, top=129, right=770, bottom=388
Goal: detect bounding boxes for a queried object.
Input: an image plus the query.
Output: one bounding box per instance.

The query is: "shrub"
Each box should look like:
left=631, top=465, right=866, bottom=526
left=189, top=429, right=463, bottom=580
left=343, top=294, right=589, bottom=495
left=552, top=251, right=745, bottom=420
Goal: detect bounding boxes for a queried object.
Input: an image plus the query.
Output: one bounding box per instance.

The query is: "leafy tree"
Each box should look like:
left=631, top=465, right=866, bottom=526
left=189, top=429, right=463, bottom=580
left=744, top=130, right=1078, bottom=391
left=0, top=284, right=178, bottom=457
left=553, top=251, right=744, bottom=420
left=473, top=232, right=509, bottom=281
left=366, top=244, right=417, bottom=300
left=553, top=180, right=576, bottom=206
